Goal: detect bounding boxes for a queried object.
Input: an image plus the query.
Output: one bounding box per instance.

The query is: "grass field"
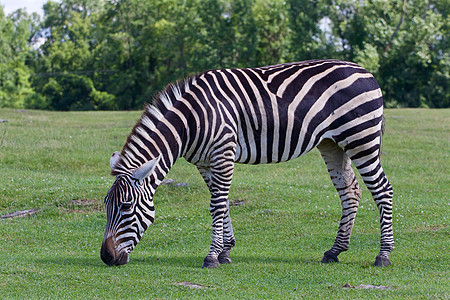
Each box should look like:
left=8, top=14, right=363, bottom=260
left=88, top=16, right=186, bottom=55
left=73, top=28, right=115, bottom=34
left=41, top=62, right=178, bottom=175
left=0, top=108, right=448, bottom=299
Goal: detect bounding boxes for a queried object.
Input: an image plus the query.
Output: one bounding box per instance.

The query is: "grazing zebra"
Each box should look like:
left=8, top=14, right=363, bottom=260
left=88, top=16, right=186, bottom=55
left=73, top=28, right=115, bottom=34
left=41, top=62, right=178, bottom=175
left=101, top=59, right=394, bottom=268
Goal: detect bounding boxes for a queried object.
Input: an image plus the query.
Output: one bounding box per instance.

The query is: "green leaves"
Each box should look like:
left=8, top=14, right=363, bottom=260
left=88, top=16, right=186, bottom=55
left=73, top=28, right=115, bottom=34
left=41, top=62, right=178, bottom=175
left=0, top=7, right=35, bottom=108
left=1, top=0, right=448, bottom=109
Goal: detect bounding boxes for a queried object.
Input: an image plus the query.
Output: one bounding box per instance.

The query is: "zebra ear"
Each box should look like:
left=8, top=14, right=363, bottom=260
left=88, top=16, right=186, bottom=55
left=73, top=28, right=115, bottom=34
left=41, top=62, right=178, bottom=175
left=110, top=151, right=121, bottom=169
left=132, top=156, right=160, bottom=183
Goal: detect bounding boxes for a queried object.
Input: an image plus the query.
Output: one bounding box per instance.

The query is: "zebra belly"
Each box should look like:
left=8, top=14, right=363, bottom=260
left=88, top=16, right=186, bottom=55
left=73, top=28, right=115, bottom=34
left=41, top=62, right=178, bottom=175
left=233, top=120, right=314, bottom=165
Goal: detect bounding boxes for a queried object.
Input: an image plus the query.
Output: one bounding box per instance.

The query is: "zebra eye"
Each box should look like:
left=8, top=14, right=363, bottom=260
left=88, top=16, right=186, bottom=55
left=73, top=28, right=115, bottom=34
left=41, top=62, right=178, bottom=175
left=121, top=201, right=133, bottom=211
left=120, top=195, right=134, bottom=210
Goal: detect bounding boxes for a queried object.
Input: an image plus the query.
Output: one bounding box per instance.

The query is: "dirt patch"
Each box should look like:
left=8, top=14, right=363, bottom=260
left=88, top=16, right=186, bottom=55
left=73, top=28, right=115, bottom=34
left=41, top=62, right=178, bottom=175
left=173, top=281, right=209, bottom=289
left=343, top=283, right=394, bottom=290
left=161, top=179, right=188, bottom=187
left=72, top=199, right=96, bottom=206
left=0, top=209, right=40, bottom=219
left=230, top=199, right=246, bottom=206
left=69, top=199, right=102, bottom=212
left=429, top=225, right=447, bottom=232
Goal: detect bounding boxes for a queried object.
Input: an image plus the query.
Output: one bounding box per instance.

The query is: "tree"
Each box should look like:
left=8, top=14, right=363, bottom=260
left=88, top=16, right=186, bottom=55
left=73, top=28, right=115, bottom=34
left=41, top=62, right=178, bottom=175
left=0, top=7, right=36, bottom=108
left=327, top=0, right=449, bottom=107
left=30, top=0, right=116, bottom=110
left=253, top=0, right=290, bottom=65
left=1, top=0, right=447, bottom=109
left=287, top=0, right=331, bottom=60
left=377, top=0, right=449, bottom=107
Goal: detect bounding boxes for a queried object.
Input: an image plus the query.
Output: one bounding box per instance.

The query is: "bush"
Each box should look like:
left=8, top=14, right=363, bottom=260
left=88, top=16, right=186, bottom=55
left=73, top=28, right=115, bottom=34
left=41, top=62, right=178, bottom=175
left=40, top=74, right=116, bottom=111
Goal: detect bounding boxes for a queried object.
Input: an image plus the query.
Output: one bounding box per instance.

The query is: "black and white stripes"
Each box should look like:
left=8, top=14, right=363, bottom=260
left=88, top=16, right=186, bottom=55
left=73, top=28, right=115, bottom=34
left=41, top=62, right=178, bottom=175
left=101, top=59, right=394, bottom=268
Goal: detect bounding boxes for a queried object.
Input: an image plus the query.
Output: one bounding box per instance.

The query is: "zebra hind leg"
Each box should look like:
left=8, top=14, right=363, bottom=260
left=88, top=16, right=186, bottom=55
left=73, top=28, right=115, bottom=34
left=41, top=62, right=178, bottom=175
left=351, top=157, right=394, bottom=267
left=345, top=137, right=394, bottom=266
left=317, top=139, right=362, bottom=264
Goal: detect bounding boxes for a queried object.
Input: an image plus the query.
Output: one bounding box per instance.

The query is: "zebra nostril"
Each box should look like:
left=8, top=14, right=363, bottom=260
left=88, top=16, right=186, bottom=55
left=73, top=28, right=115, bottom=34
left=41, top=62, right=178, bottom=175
left=101, top=245, right=115, bottom=266
left=101, top=237, right=117, bottom=266
left=101, top=246, right=114, bottom=266
left=101, top=237, right=130, bottom=266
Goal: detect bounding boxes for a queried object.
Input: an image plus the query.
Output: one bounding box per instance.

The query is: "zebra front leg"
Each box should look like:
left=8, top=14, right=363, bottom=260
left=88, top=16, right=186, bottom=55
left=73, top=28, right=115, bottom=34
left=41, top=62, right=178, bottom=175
left=197, top=166, right=221, bottom=268
left=198, top=152, right=236, bottom=268
left=218, top=203, right=235, bottom=264
left=318, top=139, right=362, bottom=263
left=202, top=191, right=232, bottom=268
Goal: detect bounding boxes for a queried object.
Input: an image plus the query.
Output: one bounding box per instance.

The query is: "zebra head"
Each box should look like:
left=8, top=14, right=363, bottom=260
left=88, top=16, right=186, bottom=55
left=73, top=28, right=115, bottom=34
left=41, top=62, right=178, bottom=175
left=101, top=151, right=160, bottom=266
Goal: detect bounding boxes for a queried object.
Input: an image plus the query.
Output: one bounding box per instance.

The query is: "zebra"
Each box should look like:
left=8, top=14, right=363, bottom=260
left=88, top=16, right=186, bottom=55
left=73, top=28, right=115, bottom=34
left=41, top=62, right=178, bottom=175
left=100, top=59, right=394, bottom=268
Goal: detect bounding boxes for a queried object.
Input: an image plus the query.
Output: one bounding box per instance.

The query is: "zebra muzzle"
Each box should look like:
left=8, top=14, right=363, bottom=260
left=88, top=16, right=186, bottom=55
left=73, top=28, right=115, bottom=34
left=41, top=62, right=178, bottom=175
left=101, top=236, right=129, bottom=266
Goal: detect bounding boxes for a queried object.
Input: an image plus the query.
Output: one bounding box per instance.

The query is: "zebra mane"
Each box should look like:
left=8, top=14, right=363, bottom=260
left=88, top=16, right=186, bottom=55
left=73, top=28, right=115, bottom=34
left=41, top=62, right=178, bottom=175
left=148, top=75, right=197, bottom=122
left=111, top=78, right=193, bottom=175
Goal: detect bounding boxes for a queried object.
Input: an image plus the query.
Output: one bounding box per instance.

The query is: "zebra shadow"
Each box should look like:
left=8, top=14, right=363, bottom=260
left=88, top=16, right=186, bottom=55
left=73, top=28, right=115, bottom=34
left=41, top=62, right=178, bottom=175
left=35, top=256, right=106, bottom=267
left=35, top=253, right=353, bottom=268
left=127, top=254, right=320, bottom=268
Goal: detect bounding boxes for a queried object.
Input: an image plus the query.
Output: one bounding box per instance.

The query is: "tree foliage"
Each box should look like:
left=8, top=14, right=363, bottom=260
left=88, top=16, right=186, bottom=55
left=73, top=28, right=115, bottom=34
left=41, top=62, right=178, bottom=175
left=0, top=7, right=38, bottom=108
left=0, top=0, right=448, bottom=110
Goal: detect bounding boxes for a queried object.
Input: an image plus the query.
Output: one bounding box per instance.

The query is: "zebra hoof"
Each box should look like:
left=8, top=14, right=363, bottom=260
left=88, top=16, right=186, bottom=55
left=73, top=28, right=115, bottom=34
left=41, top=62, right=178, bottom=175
left=374, top=255, right=392, bottom=267
left=218, top=250, right=232, bottom=264
left=202, top=255, right=220, bottom=268
left=321, top=251, right=339, bottom=264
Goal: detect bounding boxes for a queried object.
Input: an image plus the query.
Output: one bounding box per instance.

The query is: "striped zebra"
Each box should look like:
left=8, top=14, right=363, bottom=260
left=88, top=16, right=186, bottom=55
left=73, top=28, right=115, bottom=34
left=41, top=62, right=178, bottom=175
left=101, top=59, right=394, bottom=268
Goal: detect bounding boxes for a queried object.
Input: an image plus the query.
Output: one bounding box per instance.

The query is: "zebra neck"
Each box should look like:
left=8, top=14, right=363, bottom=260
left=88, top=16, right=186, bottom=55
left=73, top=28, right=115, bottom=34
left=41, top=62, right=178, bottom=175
left=119, top=119, right=184, bottom=180
left=117, top=83, right=190, bottom=181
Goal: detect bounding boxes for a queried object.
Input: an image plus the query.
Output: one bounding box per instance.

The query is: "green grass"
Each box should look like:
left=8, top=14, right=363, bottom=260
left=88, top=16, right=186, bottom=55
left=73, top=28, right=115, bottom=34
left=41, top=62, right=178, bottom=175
left=0, top=108, right=448, bottom=299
